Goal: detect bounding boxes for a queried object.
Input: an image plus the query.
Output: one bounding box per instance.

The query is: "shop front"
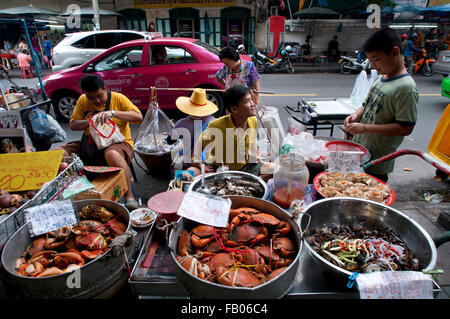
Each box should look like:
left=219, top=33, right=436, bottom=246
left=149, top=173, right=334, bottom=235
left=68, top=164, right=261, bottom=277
left=133, top=0, right=255, bottom=49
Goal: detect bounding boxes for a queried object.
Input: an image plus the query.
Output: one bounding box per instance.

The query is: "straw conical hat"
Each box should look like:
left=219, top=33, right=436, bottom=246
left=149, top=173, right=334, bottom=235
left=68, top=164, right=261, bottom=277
left=176, top=88, right=218, bottom=116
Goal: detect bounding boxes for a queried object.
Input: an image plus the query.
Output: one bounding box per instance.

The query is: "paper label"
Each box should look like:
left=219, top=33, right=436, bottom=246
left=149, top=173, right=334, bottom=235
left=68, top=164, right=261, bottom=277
left=62, top=175, right=94, bottom=199
left=328, top=151, right=362, bottom=172
left=177, top=191, right=231, bottom=228
left=25, top=200, right=77, bottom=237
left=356, top=271, right=433, bottom=299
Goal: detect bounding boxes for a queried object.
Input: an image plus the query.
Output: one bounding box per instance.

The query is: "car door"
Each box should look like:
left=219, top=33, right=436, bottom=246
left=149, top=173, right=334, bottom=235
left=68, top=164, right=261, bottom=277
left=91, top=43, right=147, bottom=108
left=138, top=43, right=202, bottom=108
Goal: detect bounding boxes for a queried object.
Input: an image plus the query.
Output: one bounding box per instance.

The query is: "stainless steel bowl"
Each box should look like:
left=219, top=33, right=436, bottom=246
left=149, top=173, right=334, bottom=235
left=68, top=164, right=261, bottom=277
left=1, top=199, right=131, bottom=299
left=299, top=197, right=437, bottom=282
left=188, top=171, right=269, bottom=200
left=168, top=196, right=302, bottom=299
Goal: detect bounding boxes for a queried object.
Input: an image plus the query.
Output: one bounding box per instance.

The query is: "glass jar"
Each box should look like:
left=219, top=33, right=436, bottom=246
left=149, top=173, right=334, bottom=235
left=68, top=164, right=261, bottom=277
left=273, top=154, right=309, bottom=208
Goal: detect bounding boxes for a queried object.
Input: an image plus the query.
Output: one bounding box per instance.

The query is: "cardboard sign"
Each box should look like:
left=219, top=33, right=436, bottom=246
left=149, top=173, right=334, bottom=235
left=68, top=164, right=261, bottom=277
left=0, top=150, right=63, bottom=191
left=356, top=271, right=433, bottom=299
left=177, top=191, right=231, bottom=228
left=25, top=200, right=77, bottom=237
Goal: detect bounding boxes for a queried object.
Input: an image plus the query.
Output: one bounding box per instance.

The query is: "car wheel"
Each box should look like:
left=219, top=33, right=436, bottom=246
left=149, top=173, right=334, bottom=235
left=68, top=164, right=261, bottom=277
left=53, top=92, right=79, bottom=122
left=206, top=91, right=225, bottom=117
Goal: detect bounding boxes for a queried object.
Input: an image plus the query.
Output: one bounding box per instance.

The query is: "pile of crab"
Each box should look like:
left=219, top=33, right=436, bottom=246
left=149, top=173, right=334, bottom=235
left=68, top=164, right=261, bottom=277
left=176, top=207, right=297, bottom=288
left=15, top=204, right=127, bottom=278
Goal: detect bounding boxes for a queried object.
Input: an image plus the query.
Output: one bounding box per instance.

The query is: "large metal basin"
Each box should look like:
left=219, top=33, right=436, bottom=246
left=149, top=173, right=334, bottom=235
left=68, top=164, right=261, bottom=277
left=188, top=171, right=269, bottom=200
left=1, top=200, right=131, bottom=299
left=299, top=197, right=437, bottom=285
left=168, top=196, right=302, bottom=299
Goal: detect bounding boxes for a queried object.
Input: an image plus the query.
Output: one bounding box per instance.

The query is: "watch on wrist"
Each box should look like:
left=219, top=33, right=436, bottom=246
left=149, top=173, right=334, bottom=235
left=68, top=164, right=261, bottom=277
left=110, top=110, right=116, bottom=118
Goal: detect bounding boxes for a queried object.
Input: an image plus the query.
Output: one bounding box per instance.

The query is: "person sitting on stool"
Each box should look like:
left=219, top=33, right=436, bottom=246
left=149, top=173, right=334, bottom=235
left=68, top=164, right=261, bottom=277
left=17, top=49, right=33, bottom=79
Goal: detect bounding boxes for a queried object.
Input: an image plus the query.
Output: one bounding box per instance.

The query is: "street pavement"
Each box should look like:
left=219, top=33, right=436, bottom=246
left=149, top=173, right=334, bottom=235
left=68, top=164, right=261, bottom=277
left=6, top=64, right=450, bottom=294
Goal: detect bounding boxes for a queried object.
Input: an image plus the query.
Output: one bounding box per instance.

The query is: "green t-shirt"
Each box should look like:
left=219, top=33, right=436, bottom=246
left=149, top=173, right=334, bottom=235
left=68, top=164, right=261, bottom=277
left=353, top=74, right=419, bottom=175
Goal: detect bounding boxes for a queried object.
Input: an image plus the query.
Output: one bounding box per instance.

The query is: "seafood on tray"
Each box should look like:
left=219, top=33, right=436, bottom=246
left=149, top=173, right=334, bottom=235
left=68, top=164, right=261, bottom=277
left=15, top=204, right=127, bottom=278
left=317, top=171, right=392, bottom=203
left=306, top=223, right=419, bottom=273
left=204, top=177, right=265, bottom=197
left=176, top=206, right=297, bottom=288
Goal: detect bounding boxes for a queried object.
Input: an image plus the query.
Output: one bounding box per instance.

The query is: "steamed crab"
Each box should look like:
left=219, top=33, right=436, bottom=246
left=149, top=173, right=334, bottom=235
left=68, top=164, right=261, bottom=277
left=175, top=206, right=297, bottom=288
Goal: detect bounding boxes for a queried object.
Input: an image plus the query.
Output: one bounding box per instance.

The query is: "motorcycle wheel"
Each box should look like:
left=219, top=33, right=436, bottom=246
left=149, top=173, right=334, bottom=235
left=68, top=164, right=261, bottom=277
left=285, top=59, right=295, bottom=74
left=339, top=61, right=352, bottom=75
left=421, top=63, right=434, bottom=77
left=256, top=62, right=266, bottom=74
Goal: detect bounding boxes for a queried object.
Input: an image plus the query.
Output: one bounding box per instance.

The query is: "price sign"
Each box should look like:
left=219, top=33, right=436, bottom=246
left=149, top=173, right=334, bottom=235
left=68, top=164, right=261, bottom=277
left=177, top=191, right=231, bottom=228
left=25, top=200, right=77, bottom=237
left=0, top=150, right=63, bottom=191
left=356, top=271, right=433, bottom=299
left=328, top=151, right=362, bottom=173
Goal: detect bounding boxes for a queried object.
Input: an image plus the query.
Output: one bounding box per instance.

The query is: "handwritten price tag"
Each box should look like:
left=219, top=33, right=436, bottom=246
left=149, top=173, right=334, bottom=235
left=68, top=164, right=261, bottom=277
left=177, top=191, right=231, bottom=228
left=328, top=151, right=362, bottom=173
left=0, top=150, right=63, bottom=191
left=356, top=271, right=433, bottom=299
left=25, top=200, right=77, bottom=237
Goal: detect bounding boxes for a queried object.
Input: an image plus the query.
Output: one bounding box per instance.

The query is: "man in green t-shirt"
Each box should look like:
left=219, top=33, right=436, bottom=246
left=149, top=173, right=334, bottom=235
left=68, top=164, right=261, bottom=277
left=344, top=28, right=419, bottom=182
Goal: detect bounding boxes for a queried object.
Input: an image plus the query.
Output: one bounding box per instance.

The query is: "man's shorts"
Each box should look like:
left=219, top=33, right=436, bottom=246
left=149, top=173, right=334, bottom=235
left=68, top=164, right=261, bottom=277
left=60, top=140, right=134, bottom=165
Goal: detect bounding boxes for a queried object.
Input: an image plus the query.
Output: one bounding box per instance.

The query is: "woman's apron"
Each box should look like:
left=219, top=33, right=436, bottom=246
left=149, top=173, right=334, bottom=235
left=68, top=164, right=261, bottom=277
left=225, top=62, right=247, bottom=89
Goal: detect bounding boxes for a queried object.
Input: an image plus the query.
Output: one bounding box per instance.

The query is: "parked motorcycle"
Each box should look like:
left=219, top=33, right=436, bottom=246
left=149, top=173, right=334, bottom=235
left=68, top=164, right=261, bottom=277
left=412, top=48, right=435, bottom=77
left=250, top=46, right=295, bottom=74
left=338, top=51, right=371, bottom=75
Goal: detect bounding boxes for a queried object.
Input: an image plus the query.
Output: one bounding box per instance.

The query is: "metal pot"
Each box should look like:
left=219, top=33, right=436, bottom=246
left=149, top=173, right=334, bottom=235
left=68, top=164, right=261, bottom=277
left=188, top=171, right=269, bottom=200
left=299, top=197, right=437, bottom=285
left=1, top=199, right=131, bottom=299
left=168, top=196, right=303, bottom=299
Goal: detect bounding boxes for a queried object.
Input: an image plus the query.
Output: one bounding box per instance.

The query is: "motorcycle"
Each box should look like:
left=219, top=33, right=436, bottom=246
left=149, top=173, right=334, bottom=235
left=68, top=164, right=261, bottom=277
left=250, top=46, right=295, bottom=74
left=338, top=51, right=371, bottom=75
left=412, top=48, right=435, bottom=77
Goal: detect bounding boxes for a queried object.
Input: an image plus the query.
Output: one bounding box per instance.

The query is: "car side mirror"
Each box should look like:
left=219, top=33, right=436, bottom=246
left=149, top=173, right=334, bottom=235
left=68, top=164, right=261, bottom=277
left=85, top=63, right=95, bottom=73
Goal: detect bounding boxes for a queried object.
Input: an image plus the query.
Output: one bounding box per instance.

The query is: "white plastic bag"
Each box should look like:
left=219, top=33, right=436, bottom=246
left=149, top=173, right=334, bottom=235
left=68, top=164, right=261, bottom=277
left=350, top=69, right=378, bottom=108
left=88, top=114, right=125, bottom=149
left=47, top=114, right=67, bottom=143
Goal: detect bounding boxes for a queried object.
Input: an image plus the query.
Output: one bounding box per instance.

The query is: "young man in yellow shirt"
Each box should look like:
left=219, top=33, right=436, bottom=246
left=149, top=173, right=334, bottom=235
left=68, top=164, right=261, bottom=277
left=57, top=74, right=143, bottom=210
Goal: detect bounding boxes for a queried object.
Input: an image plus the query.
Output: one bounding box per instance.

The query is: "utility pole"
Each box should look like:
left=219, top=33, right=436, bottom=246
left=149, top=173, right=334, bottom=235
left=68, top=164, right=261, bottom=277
left=91, top=0, right=101, bottom=30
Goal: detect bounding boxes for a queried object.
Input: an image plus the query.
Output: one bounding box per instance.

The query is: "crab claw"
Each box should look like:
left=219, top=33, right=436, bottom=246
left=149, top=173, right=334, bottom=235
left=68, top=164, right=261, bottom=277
left=275, top=221, right=291, bottom=236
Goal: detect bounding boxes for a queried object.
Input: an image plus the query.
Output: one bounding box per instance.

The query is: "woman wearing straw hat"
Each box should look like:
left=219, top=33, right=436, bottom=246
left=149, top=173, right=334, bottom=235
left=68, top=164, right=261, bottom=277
left=167, top=88, right=218, bottom=173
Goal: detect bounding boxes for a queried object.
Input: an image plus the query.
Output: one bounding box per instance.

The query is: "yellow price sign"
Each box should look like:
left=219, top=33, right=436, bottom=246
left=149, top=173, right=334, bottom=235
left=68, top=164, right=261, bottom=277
left=0, top=150, right=64, bottom=192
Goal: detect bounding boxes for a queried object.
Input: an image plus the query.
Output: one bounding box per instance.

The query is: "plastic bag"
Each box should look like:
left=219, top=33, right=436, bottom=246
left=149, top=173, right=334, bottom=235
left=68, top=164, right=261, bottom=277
left=28, top=107, right=56, bottom=141
left=47, top=113, right=67, bottom=143
left=349, top=69, right=378, bottom=108
left=88, top=114, right=125, bottom=149
left=280, top=132, right=328, bottom=164
left=134, top=107, right=178, bottom=154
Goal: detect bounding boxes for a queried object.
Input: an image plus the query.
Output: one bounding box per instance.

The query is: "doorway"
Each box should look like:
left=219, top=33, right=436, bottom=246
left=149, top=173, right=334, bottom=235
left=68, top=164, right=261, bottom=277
left=220, top=7, right=252, bottom=50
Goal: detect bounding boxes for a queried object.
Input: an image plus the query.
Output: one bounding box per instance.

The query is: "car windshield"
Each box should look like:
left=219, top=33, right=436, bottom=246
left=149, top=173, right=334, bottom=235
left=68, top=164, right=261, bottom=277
left=94, top=46, right=143, bottom=71
left=193, top=40, right=220, bottom=56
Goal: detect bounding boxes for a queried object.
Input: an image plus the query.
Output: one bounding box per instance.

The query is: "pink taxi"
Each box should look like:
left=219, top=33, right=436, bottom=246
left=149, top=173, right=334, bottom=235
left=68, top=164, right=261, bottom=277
left=38, top=37, right=225, bottom=121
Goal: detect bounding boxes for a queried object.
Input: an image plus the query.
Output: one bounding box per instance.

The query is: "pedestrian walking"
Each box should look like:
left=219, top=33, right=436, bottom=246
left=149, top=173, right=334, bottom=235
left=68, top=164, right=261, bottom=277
left=42, top=35, right=53, bottom=68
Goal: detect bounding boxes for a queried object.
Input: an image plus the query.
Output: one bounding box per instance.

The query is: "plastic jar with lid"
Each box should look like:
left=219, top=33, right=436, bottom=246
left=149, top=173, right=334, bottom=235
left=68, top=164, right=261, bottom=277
left=273, top=153, right=309, bottom=208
